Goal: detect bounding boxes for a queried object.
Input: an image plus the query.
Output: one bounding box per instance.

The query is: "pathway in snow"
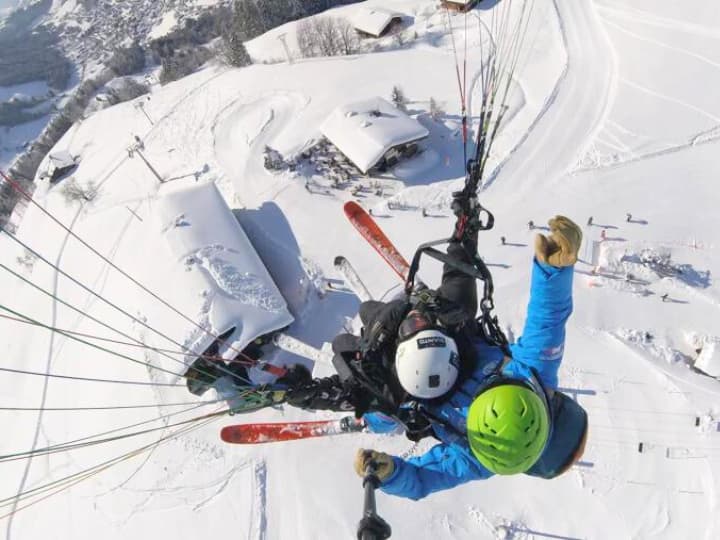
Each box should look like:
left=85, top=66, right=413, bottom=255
left=486, top=0, right=617, bottom=194
left=213, top=92, right=308, bottom=208
left=5, top=209, right=82, bottom=540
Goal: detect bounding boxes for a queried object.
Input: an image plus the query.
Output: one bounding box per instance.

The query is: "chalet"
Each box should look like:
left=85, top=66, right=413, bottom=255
left=441, top=0, right=480, bottom=13
left=351, top=7, right=403, bottom=38
left=44, top=150, right=78, bottom=182
left=320, top=97, right=429, bottom=175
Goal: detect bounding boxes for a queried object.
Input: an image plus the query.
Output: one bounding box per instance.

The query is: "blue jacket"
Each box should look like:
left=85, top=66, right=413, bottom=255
left=374, top=258, right=574, bottom=500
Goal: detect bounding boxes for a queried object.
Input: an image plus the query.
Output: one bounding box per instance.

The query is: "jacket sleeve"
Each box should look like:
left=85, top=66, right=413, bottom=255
left=508, top=258, right=574, bottom=390
left=379, top=443, right=492, bottom=500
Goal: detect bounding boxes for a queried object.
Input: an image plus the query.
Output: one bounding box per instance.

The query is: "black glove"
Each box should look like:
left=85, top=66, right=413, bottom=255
left=284, top=374, right=357, bottom=412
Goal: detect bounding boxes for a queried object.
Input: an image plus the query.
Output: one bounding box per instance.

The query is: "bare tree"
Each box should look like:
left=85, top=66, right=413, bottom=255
left=336, top=17, right=359, bottom=55
left=429, top=97, right=444, bottom=121
left=60, top=179, right=99, bottom=205
left=296, top=16, right=357, bottom=58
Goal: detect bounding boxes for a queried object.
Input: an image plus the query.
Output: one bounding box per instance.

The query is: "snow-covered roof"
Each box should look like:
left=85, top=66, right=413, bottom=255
left=351, top=7, right=402, bottom=38
left=48, top=150, right=75, bottom=170
left=695, top=339, right=720, bottom=378
left=155, top=181, right=294, bottom=370
left=320, top=97, right=429, bottom=174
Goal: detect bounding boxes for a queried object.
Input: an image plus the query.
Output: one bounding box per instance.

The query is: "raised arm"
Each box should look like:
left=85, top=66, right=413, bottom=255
left=508, top=261, right=574, bottom=389
left=506, top=216, right=582, bottom=389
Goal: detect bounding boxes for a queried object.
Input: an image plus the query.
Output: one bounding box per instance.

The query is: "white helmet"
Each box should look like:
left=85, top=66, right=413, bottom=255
left=395, top=329, right=460, bottom=399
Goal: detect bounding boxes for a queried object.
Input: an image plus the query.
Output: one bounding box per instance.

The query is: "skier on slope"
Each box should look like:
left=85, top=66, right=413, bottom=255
left=280, top=199, right=587, bottom=500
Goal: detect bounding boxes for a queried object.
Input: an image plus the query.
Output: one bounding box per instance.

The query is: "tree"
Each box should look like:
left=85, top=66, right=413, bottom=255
left=429, top=97, right=444, bottom=121
left=221, top=31, right=252, bottom=67
left=301, top=0, right=330, bottom=15
left=391, top=85, right=408, bottom=112
left=263, top=0, right=298, bottom=29
left=60, top=179, right=99, bottom=205
left=296, top=16, right=357, bottom=58
left=105, top=78, right=149, bottom=104
left=336, top=17, right=358, bottom=55
left=159, top=57, right=182, bottom=85
left=232, top=0, right=266, bottom=41
left=263, top=146, right=285, bottom=170
left=159, top=47, right=213, bottom=85
left=107, top=42, right=146, bottom=76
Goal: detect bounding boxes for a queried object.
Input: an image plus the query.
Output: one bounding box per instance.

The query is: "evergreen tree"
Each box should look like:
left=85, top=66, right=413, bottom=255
left=221, top=32, right=252, bottom=67
left=107, top=42, right=146, bottom=76
left=391, top=85, right=408, bottom=112
left=232, top=0, right=266, bottom=40
left=301, top=0, right=329, bottom=16
left=263, top=0, right=293, bottom=29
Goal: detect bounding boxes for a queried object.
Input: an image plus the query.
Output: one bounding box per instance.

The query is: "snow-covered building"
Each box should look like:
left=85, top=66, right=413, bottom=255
left=351, top=7, right=403, bottom=38
left=44, top=150, right=78, bottom=182
left=155, top=181, right=294, bottom=392
left=441, top=0, right=480, bottom=13
left=320, top=97, right=429, bottom=174
left=694, top=338, right=720, bottom=378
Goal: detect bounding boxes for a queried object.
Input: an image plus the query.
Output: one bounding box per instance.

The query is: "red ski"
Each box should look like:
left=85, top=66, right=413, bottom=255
left=221, top=416, right=365, bottom=444
left=344, top=201, right=410, bottom=280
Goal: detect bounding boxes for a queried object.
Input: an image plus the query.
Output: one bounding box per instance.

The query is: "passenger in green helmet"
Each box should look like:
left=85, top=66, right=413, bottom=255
left=349, top=212, right=588, bottom=499
left=282, top=200, right=587, bottom=500
left=466, top=382, right=551, bottom=475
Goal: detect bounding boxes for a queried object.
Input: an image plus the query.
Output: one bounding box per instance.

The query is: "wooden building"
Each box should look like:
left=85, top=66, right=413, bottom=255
left=351, top=7, right=404, bottom=38
left=441, top=0, right=480, bottom=13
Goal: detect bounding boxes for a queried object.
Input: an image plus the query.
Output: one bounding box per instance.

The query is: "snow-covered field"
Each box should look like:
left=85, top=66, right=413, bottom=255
left=2, top=0, right=720, bottom=538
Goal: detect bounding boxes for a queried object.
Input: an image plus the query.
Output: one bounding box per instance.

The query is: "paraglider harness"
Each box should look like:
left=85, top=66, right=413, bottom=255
left=333, top=159, right=512, bottom=432
left=404, top=157, right=511, bottom=355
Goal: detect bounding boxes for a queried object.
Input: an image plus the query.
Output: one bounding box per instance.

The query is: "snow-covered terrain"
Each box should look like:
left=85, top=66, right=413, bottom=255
left=2, top=0, right=720, bottom=538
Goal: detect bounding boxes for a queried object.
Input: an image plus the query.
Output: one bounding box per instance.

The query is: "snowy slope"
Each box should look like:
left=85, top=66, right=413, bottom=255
left=2, top=0, right=720, bottom=539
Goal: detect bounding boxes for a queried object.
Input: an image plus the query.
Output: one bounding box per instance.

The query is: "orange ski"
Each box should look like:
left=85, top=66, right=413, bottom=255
left=221, top=417, right=364, bottom=444
left=343, top=201, right=410, bottom=280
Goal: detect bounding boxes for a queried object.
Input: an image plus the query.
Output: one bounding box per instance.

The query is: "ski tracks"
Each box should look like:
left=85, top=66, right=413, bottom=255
left=485, top=0, right=618, bottom=195
left=250, top=459, right=268, bottom=540
left=5, top=209, right=83, bottom=540
left=212, top=91, right=309, bottom=208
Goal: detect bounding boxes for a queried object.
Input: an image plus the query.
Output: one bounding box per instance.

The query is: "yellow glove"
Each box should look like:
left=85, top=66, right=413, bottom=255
left=354, top=449, right=395, bottom=481
left=534, top=215, right=582, bottom=267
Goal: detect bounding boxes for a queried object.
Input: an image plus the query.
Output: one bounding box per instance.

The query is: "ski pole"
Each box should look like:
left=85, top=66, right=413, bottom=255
left=357, top=459, right=392, bottom=540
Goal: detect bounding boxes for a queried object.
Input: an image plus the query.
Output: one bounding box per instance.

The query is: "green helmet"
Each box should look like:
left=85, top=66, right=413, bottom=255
left=467, top=383, right=550, bottom=475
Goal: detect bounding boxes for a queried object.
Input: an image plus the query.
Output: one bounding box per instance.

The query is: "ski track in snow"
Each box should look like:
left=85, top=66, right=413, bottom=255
left=572, top=128, right=720, bottom=174
left=601, top=17, right=720, bottom=72
left=5, top=207, right=84, bottom=540
left=485, top=0, right=617, bottom=194
left=597, top=1, right=720, bottom=39
left=251, top=460, right=268, bottom=540
left=621, top=77, right=720, bottom=124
